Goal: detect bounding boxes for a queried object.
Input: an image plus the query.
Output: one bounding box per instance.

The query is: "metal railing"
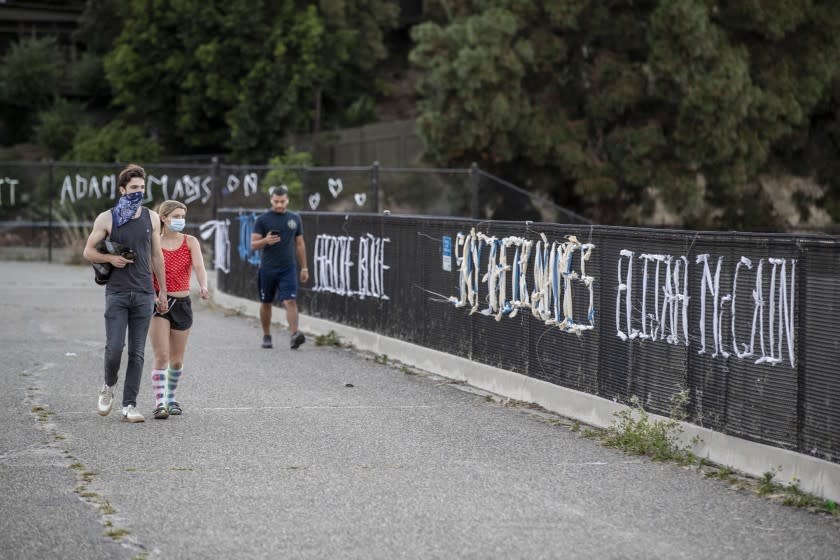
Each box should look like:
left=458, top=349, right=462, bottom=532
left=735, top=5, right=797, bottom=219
left=0, top=159, right=590, bottom=261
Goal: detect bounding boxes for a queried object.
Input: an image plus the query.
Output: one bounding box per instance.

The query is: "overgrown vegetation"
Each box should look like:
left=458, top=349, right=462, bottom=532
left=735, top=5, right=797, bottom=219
left=565, top=392, right=838, bottom=517
left=314, top=330, right=343, bottom=347
left=601, top=393, right=697, bottom=465
left=411, top=0, right=840, bottom=229
left=3, top=2, right=839, bottom=229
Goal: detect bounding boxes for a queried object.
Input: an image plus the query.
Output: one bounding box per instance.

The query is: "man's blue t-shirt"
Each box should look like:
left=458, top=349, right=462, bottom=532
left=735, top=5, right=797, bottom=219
left=253, top=210, right=303, bottom=269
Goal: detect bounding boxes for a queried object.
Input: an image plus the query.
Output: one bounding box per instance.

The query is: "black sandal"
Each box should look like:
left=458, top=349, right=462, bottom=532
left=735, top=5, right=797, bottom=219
left=167, top=401, right=182, bottom=415
left=153, top=404, right=169, bottom=419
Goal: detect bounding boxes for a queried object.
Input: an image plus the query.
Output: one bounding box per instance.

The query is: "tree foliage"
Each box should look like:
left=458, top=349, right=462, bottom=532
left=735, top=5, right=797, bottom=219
left=411, top=0, right=840, bottom=228
left=262, top=147, right=314, bottom=209
left=64, top=120, right=162, bottom=163
left=0, top=36, right=64, bottom=144
left=34, top=98, right=90, bottom=159
left=104, top=0, right=397, bottom=162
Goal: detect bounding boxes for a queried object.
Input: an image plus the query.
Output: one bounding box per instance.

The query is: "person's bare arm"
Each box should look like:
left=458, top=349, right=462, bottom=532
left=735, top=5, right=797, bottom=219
left=188, top=235, right=210, bottom=299
left=251, top=231, right=280, bottom=250
left=83, top=211, right=133, bottom=267
left=296, top=234, right=309, bottom=284
left=149, top=210, right=168, bottom=311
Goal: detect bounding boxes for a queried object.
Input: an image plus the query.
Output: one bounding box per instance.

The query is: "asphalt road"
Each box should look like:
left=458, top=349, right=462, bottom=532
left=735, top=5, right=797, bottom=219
left=1, top=261, right=838, bottom=560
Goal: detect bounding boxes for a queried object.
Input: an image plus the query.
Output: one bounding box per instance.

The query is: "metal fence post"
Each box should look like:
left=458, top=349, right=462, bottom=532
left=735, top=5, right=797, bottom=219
left=371, top=160, right=380, bottom=213
left=48, top=160, right=54, bottom=262
left=470, top=162, right=479, bottom=219
left=210, top=156, right=220, bottom=218
left=302, top=166, right=310, bottom=211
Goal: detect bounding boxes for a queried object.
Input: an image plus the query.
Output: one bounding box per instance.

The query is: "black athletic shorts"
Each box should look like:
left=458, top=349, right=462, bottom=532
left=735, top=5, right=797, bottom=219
left=154, top=295, right=193, bottom=331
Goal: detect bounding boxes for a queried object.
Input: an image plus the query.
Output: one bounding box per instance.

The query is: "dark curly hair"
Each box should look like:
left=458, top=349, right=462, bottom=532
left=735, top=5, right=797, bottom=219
left=118, top=164, right=146, bottom=189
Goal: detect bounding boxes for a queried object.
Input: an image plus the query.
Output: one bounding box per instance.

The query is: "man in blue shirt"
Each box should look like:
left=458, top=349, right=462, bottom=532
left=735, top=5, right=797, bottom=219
left=251, top=185, right=310, bottom=349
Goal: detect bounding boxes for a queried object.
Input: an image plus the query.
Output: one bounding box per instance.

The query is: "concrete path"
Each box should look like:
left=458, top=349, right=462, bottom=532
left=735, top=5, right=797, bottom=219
left=1, top=261, right=838, bottom=559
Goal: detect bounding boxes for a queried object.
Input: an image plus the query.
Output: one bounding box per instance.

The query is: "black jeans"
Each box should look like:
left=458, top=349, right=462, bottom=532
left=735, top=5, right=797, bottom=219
left=103, top=291, right=155, bottom=407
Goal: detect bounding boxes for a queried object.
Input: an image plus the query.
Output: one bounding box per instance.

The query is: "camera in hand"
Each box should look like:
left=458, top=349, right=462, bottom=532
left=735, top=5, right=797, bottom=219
left=92, top=239, right=136, bottom=285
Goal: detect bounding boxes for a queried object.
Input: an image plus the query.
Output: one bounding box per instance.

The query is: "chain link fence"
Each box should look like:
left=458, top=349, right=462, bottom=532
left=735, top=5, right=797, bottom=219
left=0, top=160, right=589, bottom=261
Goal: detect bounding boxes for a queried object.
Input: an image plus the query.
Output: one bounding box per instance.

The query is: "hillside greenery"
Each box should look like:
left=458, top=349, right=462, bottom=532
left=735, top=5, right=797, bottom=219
left=410, top=0, right=840, bottom=229
left=1, top=0, right=838, bottom=229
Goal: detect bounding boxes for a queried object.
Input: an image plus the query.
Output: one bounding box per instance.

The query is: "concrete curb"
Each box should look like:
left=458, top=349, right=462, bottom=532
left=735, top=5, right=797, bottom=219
left=210, top=285, right=840, bottom=503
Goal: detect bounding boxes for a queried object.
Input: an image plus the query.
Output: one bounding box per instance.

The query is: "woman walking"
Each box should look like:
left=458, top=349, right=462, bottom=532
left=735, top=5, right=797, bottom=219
left=150, top=200, right=209, bottom=419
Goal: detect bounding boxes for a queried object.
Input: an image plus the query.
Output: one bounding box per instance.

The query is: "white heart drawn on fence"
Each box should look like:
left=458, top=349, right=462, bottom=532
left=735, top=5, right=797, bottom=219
left=308, top=192, right=321, bottom=210
left=354, top=193, right=367, bottom=207
left=328, top=178, right=343, bottom=198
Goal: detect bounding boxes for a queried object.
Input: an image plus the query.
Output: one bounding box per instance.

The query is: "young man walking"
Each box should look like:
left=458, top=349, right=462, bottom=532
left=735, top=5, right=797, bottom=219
left=250, top=185, right=309, bottom=349
left=83, top=164, right=168, bottom=422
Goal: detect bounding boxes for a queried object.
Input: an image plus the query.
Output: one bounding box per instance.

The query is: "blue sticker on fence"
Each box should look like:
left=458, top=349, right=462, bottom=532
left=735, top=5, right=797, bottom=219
left=442, top=236, right=452, bottom=272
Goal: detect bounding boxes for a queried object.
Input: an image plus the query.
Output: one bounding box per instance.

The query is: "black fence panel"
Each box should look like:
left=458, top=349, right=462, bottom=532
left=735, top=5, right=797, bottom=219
left=217, top=210, right=839, bottom=464
left=2, top=160, right=586, bottom=263
left=800, top=242, right=840, bottom=461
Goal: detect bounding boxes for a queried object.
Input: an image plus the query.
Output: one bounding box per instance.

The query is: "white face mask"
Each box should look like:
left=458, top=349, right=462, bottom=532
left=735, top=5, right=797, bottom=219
left=169, top=218, right=186, bottom=232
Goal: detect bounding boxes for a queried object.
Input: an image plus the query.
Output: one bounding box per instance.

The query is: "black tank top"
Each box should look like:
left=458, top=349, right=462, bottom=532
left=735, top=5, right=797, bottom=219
left=106, top=207, right=154, bottom=295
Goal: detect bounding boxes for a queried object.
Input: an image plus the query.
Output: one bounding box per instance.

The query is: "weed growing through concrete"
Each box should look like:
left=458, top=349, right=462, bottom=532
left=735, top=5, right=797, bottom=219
left=106, top=528, right=130, bottom=540
left=705, top=465, right=736, bottom=482
left=222, top=305, right=246, bottom=317
left=581, top=427, right=602, bottom=439
left=374, top=353, right=389, bottom=365
left=100, top=502, right=115, bottom=515
left=315, top=330, right=343, bottom=347
left=31, top=405, right=52, bottom=424
left=758, top=470, right=780, bottom=495
left=601, top=395, right=697, bottom=464
left=750, top=471, right=838, bottom=515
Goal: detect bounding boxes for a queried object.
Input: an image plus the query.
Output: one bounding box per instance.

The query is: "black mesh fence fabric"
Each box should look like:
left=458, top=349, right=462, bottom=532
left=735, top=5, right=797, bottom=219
left=0, top=161, right=54, bottom=248
left=378, top=168, right=472, bottom=217
left=300, top=167, right=377, bottom=213
left=475, top=170, right=592, bottom=225
left=218, top=210, right=840, bottom=464
left=2, top=161, right=586, bottom=257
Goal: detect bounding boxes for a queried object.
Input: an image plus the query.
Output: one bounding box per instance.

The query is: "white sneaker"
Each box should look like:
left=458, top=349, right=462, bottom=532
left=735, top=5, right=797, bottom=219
left=121, top=405, right=145, bottom=423
left=97, top=384, right=115, bottom=416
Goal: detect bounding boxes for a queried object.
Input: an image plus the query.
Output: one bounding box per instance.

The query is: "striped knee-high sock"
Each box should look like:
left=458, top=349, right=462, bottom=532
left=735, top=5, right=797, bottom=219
left=167, top=367, right=183, bottom=404
left=151, top=369, right=167, bottom=408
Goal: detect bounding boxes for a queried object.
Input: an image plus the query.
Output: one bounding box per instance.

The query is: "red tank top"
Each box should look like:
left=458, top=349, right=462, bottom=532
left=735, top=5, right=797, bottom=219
left=154, top=236, right=192, bottom=292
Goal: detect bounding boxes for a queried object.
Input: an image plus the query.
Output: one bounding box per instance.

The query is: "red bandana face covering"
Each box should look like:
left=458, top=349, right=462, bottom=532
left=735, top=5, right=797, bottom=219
left=113, top=191, right=144, bottom=227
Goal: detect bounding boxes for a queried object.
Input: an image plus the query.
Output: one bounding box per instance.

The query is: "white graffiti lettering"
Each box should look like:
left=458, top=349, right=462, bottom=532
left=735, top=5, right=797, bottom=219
left=616, top=251, right=796, bottom=367
left=199, top=219, right=231, bottom=273
left=58, top=173, right=261, bottom=206
left=313, top=233, right=390, bottom=299
left=357, top=234, right=390, bottom=299
left=168, top=175, right=212, bottom=204
left=0, top=177, right=19, bottom=206
left=60, top=174, right=119, bottom=204
left=450, top=228, right=595, bottom=334
left=225, top=173, right=258, bottom=197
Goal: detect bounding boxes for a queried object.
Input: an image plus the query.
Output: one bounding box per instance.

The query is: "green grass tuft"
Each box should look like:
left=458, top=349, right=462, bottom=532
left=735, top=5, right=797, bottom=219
left=315, top=330, right=343, bottom=347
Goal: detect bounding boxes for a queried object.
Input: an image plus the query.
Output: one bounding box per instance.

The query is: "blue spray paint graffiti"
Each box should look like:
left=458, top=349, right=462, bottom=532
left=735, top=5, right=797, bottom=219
left=237, top=212, right=261, bottom=266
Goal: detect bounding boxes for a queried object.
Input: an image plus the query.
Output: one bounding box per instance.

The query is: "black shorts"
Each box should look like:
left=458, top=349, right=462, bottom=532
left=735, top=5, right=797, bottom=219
left=154, top=295, right=193, bottom=330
